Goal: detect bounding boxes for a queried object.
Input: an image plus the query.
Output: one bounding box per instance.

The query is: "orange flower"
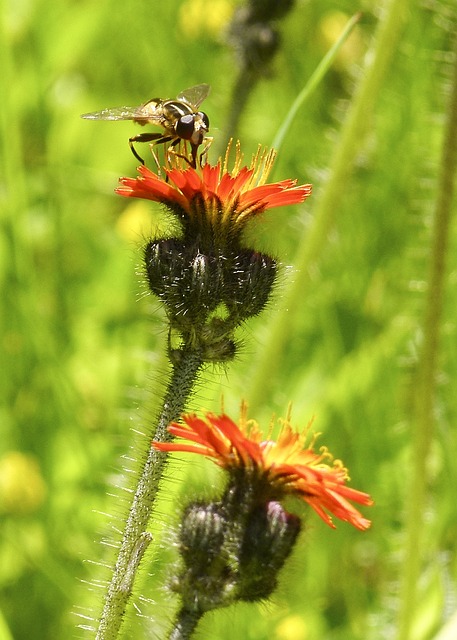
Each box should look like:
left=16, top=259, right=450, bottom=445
left=154, top=407, right=373, bottom=531
left=116, top=142, right=311, bottom=246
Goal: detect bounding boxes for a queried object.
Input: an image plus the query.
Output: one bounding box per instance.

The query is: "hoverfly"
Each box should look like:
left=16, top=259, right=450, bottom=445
left=81, top=84, right=211, bottom=168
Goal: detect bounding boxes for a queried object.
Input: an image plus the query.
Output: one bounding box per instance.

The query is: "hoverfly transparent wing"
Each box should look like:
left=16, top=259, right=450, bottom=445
left=81, top=101, right=162, bottom=124
left=176, top=84, right=211, bottom=109
left=81, top=105, right=142, bottom=121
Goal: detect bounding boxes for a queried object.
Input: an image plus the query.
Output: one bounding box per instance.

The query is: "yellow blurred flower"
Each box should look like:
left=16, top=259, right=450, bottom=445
left=275, top=614, right=309, bottom=640
left=178, top=0, right=233, bottom=39
left=0, top=451, right=47, bottom=515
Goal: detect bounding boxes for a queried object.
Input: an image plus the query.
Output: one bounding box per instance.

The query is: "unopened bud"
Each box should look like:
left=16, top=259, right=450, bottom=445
left=188, top=252, right=224, bottom=314
left=172, top=501, right=236, bottom=612
left=237, top=501, right=301, bottom=601
left=179, top=502, right=225, bottom=567
left=225, top=249, right=277, bottom=321
left=246, top=0, right=295, bottom=22
left=144, top=238, right=183, bottom=300
left=144, top=240, right=225, bottom=329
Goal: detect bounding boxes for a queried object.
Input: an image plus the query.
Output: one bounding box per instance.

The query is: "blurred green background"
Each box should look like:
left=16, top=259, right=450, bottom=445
left=1, top=0, right=456, bottom=638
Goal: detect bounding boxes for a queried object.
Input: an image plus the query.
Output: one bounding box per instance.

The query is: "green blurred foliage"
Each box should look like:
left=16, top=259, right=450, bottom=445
left=1, top=0, right=456, bottom=638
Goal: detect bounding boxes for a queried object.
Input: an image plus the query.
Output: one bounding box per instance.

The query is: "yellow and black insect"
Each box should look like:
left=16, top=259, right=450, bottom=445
left=81, top=84, right=211, bottom=167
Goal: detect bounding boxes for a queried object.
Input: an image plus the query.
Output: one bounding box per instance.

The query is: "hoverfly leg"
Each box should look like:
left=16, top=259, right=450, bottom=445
left=199, top=136, right=213, bottom=167
left=129, top=138, right=146, bottom=165
left=129, top=132, right=171, bottom=167
left=169, top=152, right=195, bottom=169
left=150, top=147, right=162, bottom=175
left=165, top=138, right=184, bottom=169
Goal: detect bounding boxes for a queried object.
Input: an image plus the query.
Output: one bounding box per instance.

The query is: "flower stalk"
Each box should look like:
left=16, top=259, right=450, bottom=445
left=221, top=0, right=297, bottom=151
left=168, top=609, right=201, bottom=640
left=396, top=33, right=457, bottom=640
left=96, top=348, right=203, bottom=640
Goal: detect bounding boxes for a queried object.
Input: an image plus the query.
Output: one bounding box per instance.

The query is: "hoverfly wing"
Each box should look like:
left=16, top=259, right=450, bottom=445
left=177, top=84, right=210, bottom=109
left=80, top=106, right=143, bottom=121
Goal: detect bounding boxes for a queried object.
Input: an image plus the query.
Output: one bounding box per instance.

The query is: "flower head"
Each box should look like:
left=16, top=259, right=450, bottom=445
left=116, top=142, right=311, bottom=249
left=119, top=143, right=312, bottom=354
left=154, top=406, right=373, bottom=531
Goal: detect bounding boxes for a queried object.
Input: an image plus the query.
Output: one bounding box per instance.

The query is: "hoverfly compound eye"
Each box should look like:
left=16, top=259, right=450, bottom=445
left=175, top=114, right=195, bottom=140
left=199, top=111, right=210, bottom=130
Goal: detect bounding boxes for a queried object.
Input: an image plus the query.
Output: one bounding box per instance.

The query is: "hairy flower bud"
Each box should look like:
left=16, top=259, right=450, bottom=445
left=172, top=502, right=235, bottom=612
left=247, top=0, right=295, bottom=22
left=225, top=249, right=277, bottom=321
left=144, top=240, right=225, bottom=329
left=237, top=501, right=301, bottom=601
left=179, top=502, right=226, bottom=567
left=188, top=252, right=224, bottom=316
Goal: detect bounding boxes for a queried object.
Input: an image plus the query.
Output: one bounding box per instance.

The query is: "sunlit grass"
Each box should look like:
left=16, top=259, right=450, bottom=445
left=1, top=0, right=456, bottom=638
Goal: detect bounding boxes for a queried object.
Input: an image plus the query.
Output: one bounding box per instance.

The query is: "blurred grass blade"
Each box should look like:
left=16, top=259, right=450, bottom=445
left=396, top=28, right=457, bottom=640
left=0, top=609, right=14, bottom=640
left=271, top=12, right=362, bottom=155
